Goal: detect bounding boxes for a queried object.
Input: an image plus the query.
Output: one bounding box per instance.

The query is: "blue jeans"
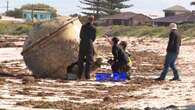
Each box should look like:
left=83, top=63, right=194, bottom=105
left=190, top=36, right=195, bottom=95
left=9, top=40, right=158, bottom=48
left=159, top=52, right=179, bottom=79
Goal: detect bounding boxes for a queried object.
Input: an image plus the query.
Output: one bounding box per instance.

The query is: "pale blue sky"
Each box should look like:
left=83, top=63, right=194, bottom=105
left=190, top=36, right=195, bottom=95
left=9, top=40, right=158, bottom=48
left=0, top=0, right=194, bottom=17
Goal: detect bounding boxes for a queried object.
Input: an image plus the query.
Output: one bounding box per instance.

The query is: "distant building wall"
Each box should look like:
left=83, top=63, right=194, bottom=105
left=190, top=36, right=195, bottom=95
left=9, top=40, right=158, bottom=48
left=153, top=22, right=170, bottom=27
left=153, top=5, right=192, bottom=26
left=131, top=14, right=152, bottom=26
left=99, top=14, right=151, bottom=26
left=164, top=11, right=176, bottom=17
left=22, top=10, right=51, bottom=21
left=164, top=11, right=190, bottom=17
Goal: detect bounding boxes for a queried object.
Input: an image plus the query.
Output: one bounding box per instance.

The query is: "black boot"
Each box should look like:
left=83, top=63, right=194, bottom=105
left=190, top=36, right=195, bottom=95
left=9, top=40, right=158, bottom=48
left=155, top=77, right=165, bottom=81
left=126, top=72, right=131, bottom=80
left=85, top=72, right=90, bottom=80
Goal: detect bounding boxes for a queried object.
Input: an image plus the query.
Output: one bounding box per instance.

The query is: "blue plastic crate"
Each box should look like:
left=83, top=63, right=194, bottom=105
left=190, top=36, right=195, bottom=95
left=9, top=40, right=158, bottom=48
left=113, top=72, right=127, bottom=81
left=96, top=73, right=112, bottom=81
left=120, top=72, right=127, bottom=81
left=113, top=72, right=120, bottom=81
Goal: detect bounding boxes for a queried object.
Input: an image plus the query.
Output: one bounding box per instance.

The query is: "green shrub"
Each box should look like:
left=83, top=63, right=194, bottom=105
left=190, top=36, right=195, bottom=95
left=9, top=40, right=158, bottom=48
left=0, top=21, right=32, bottom=35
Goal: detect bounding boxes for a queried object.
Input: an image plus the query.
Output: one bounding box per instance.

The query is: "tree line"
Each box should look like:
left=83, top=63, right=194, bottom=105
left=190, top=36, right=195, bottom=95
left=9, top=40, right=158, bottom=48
left=80, top=0, right=132, bottom=18
left=4, top=0, right=132, bottom=19
left=5, top=4, right=57, bottom=18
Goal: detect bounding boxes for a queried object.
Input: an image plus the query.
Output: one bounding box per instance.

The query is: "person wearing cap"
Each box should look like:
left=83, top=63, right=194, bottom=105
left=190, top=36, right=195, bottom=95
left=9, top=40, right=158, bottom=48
left=156, top=23, right=181, bottom=81
left=78, top=16, right=96, bottom=80
left=109, top=37, right=129, bottom=73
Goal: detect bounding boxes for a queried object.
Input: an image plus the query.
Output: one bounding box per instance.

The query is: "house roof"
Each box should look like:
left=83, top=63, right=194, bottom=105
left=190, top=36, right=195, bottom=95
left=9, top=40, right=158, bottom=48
left=153, top=13, right=195, bottom=23
left=164, top=5, right=190, bottom=12
left=100, top=12, right=137, bottom=20
left=191, top=1, right=195, bottom=5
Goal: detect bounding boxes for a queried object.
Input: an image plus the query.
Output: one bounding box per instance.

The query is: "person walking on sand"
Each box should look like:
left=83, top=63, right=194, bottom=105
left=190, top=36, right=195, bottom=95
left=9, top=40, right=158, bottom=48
left=78, top=16, right=96, bottom=80
left=156, top=23, right=181, bottom=81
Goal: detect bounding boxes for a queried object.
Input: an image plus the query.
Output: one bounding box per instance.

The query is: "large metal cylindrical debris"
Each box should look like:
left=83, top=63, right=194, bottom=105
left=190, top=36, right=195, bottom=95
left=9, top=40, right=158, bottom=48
left=22, top=16, right=82, bottom=79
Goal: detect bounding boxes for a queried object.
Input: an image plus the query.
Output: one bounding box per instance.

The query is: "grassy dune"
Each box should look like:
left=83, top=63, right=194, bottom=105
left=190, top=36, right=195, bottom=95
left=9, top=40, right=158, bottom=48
left=97, top=24, right=195, bottom=38
left=0, top=20, right=195, bottom=38
left=0, top=21, right=32, bottom=35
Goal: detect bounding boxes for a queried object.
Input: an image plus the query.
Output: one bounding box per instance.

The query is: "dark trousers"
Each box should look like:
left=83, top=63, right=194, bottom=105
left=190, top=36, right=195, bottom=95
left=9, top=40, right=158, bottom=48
left=78, top=48, right=93, bottom=79
left=111, top=62, right=127, bottom=72
left=159, top=52, right=179, bottom=79
left=111, top=61, right=131, bottom=80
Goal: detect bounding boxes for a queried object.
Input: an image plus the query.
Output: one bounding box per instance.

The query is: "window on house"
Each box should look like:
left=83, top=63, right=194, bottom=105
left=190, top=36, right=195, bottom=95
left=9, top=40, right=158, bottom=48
left=24, top=14, right=27, bottom=18
left=40, top=14, right=44, bottom=19
left=34, top=14, right=37, bottom=18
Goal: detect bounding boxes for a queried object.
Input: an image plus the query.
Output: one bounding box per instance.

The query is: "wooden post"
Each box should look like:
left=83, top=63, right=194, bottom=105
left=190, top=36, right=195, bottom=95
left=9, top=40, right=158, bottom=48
left=6, top=0, right=9, bottom=12
left=31, top=3, right=34, bottom=24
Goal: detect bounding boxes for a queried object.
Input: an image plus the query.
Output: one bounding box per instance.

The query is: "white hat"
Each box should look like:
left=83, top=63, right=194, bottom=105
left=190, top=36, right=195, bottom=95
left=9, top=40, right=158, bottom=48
left=169, top=23, right=177, bottom=30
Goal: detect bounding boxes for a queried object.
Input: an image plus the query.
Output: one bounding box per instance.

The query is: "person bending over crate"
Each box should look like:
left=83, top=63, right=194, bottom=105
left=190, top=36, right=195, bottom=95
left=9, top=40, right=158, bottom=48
left=104, top=36, right=130, bottom=80
left=119, top=41, right=132, bottom=79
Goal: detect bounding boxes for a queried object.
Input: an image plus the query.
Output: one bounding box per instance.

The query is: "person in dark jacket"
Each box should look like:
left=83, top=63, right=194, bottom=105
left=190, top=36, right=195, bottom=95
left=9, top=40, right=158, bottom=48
left=78, top=16, right=96, bottom=80
left=156, top=23, right=181, bottom=81
left=109, top=37, right=129, bottom=73
left=119, top=41, right=132, bottom=80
